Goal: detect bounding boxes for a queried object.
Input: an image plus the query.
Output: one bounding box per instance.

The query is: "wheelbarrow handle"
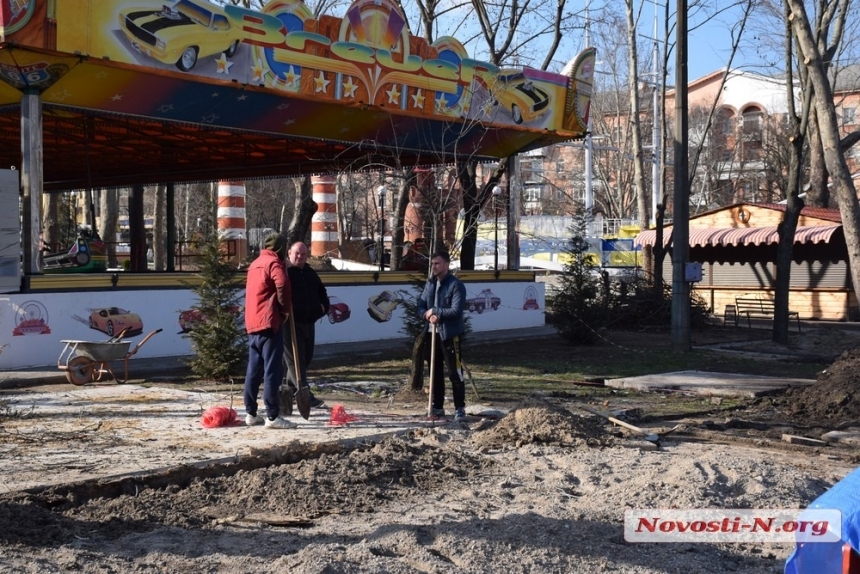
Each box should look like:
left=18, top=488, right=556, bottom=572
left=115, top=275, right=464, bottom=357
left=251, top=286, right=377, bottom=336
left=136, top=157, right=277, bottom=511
left=116, top=328, right=163, bottom=384
left=124, top=328, right=163, bottom=359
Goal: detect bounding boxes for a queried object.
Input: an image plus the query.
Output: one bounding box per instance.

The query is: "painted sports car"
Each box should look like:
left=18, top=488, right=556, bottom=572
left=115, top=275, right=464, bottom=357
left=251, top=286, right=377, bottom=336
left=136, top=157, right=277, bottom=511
left=89, top=307, right=143, bottom=337
left=490, top=70, right=550, bottom=124
left=178, top=305, right=242, bottom=332
left=118, top=0, right=243, bottom=72
left=523, top=298, right=540, bottom=310
left=367, top=290, right=402, bottom=323
left=466, top=289, right=501, bottom=314
left=327, top=296, right=351, bottom=324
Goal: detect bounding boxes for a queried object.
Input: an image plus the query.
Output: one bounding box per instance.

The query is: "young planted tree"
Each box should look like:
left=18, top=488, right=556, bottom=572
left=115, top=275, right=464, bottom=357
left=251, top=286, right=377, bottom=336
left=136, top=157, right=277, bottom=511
left=551, top=215, right=605, bottom=344
left=185, top=233, right=247, bottom=381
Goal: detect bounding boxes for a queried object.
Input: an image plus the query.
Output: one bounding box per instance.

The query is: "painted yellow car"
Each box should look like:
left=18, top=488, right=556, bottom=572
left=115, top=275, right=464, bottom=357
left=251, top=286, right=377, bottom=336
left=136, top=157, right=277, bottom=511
left=489, top=70, right=551, bottom=124
left=118, top=0, right=243, bottom=72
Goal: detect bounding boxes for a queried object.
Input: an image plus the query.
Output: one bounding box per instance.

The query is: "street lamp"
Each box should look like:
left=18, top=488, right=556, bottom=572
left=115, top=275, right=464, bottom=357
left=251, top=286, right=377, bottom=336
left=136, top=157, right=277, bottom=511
left=492, top=185, right=502, bottom=272
left=377, top=185, right=387, bottom=271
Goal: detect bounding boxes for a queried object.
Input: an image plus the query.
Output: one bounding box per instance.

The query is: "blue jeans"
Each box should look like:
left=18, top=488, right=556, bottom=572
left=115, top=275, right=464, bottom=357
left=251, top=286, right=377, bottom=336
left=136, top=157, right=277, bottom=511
left=244, top=328, right=284, bottom=419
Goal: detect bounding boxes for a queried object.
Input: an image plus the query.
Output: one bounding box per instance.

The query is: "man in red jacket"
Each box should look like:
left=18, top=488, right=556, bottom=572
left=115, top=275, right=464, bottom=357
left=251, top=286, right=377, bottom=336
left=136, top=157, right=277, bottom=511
left=243, top=232, right=297, bottom=429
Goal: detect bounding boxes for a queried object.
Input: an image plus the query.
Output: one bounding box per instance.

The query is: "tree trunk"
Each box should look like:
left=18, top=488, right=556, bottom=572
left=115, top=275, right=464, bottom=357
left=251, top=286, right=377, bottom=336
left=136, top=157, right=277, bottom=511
left=287, top=176, right=316, bottom=246
left=456, top=159, right=507, bottom=270
left=153, top=184, right=166, bottom=271
left=408, top=333, right=426, bottom=391
left=625, top=0, right=649, bottom=229
left=129, top=184, right=147, bottom=272
left=42, top=193, right=61, bottom=252
left=457, top=161, right=478, bottom=270
left=98, top=188, right=118, bottom=267
left=392, top=170, right=417, bottom=271
left=805, top=106, right=830, bottom=207
left=773, top=5, right=809, bottom=345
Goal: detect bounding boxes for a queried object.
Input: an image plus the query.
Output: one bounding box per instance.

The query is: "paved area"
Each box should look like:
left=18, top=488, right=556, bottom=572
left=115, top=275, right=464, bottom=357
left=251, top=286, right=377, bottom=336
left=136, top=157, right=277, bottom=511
left=605, top=369, right=815, bottom=397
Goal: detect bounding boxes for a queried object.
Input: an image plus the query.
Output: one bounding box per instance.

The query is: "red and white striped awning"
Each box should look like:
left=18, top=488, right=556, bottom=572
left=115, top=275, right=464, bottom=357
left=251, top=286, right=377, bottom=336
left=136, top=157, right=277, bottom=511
left=635, top=225, right=842, bottom=248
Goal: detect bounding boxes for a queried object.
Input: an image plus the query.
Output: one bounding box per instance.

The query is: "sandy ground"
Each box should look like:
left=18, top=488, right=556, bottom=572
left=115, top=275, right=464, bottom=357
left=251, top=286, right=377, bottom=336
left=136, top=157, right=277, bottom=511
left=1, top=378, right=857, bottom=573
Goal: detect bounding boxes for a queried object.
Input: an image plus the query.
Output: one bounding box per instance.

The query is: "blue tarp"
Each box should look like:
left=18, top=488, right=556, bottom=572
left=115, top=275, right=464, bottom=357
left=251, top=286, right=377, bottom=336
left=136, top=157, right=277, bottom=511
left=785, top=465, right=860, bottom=573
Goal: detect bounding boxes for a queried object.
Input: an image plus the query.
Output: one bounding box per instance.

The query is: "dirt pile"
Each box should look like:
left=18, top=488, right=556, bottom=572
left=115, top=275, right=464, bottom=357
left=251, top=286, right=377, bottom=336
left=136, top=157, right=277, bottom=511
left=782, top=348, right=860, bottom=423
left=471, top=397, right=612, bottom=449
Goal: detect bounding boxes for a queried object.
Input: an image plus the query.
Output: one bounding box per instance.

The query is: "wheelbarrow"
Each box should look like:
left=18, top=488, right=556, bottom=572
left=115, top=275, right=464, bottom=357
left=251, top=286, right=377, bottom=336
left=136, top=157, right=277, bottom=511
left=58, top=328, right=163, bottom=385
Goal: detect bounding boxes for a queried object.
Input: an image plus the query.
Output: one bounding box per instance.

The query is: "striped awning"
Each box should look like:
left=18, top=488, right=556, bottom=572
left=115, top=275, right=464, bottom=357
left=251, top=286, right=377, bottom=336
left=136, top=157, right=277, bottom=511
left=635, top=225, right=842, bottom=248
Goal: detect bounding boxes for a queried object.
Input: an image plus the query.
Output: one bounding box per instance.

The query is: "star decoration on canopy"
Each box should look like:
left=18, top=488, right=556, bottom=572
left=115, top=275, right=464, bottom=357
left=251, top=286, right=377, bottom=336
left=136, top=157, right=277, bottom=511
left=314, top=71, right=330, bottom=93
left=215, top=54, right=233, bottom=74
left=385, top=84, right=401, bottom=104
left=284, top=66, right=299, bottom=88
left=411, top=89, right=425, bottom=109
left=251, top=59, right=267, bottom=83
left=342, top=76, right=359, bottom=99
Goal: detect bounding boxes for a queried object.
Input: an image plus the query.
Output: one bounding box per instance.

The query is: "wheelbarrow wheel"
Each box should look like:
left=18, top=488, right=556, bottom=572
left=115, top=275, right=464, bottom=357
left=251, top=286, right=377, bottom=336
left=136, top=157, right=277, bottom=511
left=65, top=356, right=94, bottom=385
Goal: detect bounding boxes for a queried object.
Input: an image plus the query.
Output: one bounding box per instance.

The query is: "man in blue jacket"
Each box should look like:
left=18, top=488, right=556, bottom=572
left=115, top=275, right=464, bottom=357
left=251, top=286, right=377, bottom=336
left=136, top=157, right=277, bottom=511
left=416, top=250, right=467, bottom=419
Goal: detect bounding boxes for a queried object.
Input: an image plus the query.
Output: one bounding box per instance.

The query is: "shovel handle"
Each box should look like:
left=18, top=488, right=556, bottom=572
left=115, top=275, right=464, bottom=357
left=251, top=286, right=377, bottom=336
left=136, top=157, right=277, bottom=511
left=579, top=404, right=657, bottom=440
left=287, top=301, right=302, bottom=388
left=428, top=323, right=436, bottom=416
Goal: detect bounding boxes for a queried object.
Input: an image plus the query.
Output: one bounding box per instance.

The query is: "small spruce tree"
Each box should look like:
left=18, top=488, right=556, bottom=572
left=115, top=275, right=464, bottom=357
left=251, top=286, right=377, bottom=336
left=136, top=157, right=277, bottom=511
left=551, top=215, right=605, bottom=344
left=185, top=233, right=247, bottom=381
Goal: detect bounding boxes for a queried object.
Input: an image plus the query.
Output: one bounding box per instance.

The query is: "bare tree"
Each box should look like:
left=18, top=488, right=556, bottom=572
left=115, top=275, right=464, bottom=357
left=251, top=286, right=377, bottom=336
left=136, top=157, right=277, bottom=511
left=785, top=0, right=860, bottom=307
left=624, top=0, right=649, bottom=230
left=772, top=2, right=814, bottom=344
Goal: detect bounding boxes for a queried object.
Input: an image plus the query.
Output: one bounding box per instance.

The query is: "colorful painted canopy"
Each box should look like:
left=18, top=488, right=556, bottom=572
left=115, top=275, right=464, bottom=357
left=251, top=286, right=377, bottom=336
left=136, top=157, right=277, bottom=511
left=0, top=0, right=595, bottom=190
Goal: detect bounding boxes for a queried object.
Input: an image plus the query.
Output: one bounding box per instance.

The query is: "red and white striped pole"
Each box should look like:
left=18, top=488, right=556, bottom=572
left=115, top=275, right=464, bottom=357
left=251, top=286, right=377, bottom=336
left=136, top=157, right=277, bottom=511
left=217, top=180, right=246, bottom=264
left=310, top=174, right=338, bottom=258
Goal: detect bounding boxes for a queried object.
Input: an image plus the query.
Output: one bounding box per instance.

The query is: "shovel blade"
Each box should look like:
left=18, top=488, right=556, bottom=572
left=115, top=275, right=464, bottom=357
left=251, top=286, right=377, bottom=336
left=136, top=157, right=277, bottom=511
left=296, top=385, right=311, bottom=420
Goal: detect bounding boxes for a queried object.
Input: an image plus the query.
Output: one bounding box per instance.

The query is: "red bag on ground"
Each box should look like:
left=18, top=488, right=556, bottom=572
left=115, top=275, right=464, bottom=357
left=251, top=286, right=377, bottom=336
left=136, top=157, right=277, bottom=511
left=200, top=406, right=238, bottom=428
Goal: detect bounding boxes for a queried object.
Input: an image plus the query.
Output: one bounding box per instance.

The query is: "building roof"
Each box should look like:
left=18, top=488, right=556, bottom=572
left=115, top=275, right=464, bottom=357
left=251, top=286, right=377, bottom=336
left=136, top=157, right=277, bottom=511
left=635, top=202, right=843, bottom=250
left=635, top=225, right=841, bottom=248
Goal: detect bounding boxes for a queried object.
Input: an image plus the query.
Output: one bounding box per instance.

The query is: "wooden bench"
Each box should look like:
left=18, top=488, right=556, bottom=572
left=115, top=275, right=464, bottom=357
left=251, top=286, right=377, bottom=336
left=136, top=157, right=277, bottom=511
left=734, top=296, right=801, bottom=332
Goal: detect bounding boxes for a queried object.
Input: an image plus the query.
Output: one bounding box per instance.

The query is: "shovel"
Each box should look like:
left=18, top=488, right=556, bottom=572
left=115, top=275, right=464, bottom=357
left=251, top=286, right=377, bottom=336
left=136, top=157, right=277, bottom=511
left=578, top=404, right=660, bottom=442
left=287, top=301, right=311, bottom=420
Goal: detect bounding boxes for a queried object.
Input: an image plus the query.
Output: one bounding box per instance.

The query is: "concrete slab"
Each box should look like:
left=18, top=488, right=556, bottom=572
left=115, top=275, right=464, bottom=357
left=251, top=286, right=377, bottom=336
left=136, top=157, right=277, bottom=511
left=0, top=384, right=445, bottom=493
left=605, top=370, right=815, bottom=397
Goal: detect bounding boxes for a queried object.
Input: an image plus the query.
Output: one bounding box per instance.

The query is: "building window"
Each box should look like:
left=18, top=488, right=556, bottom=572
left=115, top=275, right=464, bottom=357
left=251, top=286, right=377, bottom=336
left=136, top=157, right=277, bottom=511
left=524, top=186, right=541, bottom=203
left=844, top=106, right=857, bottom=126
left=741, top=110, right=763, bottom=141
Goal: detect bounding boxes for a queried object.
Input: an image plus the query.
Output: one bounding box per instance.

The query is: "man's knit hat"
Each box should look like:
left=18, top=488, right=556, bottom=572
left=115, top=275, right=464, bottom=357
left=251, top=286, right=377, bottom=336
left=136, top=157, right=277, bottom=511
left=263, top=232, right=287, bottom=256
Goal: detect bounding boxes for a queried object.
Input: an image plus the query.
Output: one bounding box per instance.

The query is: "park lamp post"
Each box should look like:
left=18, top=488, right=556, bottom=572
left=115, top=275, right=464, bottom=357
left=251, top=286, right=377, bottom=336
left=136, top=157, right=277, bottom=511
left=377, top=185, right=386, bottom=271
left=492, top=185, right=502, bottom=272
